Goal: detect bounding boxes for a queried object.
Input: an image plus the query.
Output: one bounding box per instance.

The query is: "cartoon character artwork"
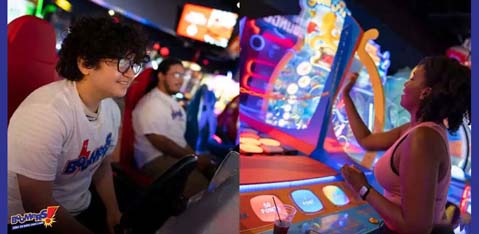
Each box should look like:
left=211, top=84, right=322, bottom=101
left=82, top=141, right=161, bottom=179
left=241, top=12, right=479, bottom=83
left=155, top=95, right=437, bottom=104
left=307, top=12, right=341, bottom=69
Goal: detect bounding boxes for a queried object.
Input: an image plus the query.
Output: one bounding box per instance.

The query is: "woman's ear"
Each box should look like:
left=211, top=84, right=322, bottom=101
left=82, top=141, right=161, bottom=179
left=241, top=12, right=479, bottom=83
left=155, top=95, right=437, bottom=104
left=420, top=87, right=432, bottom=100
left=77, top=57, right=92, bottom=76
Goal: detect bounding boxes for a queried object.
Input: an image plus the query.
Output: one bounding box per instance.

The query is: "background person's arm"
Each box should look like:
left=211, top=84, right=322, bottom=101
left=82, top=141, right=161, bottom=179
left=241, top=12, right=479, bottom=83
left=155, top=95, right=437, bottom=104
left=146, top=134, right=194, bottom=159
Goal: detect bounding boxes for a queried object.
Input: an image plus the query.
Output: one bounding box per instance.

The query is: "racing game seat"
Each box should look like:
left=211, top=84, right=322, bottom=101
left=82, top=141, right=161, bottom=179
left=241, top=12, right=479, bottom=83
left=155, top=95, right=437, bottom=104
left=8, top=15, right=60, bottom=121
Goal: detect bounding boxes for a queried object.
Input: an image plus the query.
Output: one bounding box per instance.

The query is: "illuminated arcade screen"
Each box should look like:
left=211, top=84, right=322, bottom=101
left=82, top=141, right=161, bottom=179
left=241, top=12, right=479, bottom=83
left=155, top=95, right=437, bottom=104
left=240, top=0, right=360, bottom=154
left=176, top=3, right=238, bottom=48
left=241, top=2, right=349, bottom=129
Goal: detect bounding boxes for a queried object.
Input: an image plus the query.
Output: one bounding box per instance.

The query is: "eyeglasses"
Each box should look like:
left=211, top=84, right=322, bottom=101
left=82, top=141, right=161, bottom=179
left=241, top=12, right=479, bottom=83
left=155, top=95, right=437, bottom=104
left=168, top=72, right=185, bottom=79
left=117, top=58, right=143, bottom=75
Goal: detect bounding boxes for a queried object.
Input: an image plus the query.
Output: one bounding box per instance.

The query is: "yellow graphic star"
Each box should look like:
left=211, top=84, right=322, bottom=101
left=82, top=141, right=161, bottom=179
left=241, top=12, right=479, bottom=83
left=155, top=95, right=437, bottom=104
left=43, top=217, right=56, bottom=228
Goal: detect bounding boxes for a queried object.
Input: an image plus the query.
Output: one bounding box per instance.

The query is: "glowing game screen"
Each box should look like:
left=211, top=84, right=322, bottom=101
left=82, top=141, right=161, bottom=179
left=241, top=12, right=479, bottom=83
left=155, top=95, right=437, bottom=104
left=241, top=1, right=349, bottom=129
left=240, top=0, right=361, bottom=154
left=176, top=3, right=238, bottom=48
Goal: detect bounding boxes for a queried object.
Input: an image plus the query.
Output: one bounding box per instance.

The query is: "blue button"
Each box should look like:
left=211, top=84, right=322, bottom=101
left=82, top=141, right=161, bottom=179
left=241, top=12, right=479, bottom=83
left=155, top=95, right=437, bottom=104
left=291, top=189, right=323, bottom=213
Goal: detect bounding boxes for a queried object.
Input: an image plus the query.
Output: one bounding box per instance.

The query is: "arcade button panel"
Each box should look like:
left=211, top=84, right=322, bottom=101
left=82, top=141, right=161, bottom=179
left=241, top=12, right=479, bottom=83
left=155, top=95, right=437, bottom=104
left=240, top=181, right=382, bottom=233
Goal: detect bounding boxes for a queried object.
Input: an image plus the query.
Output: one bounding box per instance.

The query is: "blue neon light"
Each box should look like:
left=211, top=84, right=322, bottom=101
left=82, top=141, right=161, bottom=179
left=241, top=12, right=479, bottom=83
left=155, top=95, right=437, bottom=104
left=240, top=175, right=340, bottom=193
left=249, top=34, right=265, bottom=51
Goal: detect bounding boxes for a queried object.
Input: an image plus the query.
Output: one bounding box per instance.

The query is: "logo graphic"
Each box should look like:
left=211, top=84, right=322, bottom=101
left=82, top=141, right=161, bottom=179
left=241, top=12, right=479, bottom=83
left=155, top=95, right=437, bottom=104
left=63, top=133, right=113, bottom=174
left=171, top=109, right=183, bottom=120
left=10, top=206, right=60, bottom=230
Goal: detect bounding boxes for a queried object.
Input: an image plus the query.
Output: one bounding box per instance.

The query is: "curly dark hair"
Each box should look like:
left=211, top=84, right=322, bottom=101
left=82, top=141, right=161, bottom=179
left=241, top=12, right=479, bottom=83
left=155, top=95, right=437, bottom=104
left=56, top=17, right=147, bottom=81
left=416, top=56, right=471, bottom=133
left=145, top=57, right=184, bottom=93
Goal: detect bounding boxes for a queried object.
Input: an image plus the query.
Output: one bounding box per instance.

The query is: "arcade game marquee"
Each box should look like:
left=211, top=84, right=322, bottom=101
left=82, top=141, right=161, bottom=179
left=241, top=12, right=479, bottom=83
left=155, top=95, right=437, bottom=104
left=238, top=0, right=471, bottom=233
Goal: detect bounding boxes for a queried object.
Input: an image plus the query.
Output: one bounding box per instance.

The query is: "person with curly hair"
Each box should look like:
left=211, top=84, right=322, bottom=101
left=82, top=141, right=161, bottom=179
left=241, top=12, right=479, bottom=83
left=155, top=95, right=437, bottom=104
left=8, top=17, right=147, bottom=233
left=340, top=56, right=470, bottom=234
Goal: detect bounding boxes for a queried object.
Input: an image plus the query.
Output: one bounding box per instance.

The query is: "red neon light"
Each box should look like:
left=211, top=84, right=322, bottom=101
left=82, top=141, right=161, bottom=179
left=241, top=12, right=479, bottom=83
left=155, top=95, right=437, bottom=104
left=212, top=134, right=222, bottom=144
left=245, top=60, right=273, bottom=80
left=460, top=185, right=471, bottom=213
left=241, top=58, right=272, bottom=94
left=249, top=19, right=260, bottom=34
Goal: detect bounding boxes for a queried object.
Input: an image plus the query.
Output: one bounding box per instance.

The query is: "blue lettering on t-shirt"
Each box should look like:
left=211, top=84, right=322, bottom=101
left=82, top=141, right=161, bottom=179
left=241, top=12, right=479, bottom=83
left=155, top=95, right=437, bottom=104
left=171, top=109, right=183, bottom=120
left=63, top=133, right=113, bottom=174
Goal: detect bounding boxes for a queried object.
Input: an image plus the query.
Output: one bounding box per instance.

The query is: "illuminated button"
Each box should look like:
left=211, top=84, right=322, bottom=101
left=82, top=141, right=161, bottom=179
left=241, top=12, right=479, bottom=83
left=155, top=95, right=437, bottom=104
left=249, top=195, right=285, bottom=222
left=240, top=144, right=263, bottom=154
left=259, top=138, right=281, bottom=146
left=240, top=137, right=260, bottom=145
left=322, top=185, right=350, bottom=206
left=291, top=189, right=323, bottom=213
left=239, top=132, right=260, bottom=139
left=368, top=217, right=379, bottom=224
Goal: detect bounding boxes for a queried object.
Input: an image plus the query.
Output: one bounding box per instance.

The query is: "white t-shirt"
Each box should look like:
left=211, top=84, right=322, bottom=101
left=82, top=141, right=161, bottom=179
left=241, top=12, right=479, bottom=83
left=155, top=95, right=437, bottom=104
left=132, top=88, right=187, bottom=168
left=8, top=79, right=121, bottom=217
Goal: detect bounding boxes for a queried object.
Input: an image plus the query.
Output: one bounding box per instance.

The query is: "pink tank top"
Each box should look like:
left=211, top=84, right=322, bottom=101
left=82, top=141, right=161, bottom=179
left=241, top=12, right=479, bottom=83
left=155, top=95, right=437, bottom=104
left=374, top=122, right=451, bottom=228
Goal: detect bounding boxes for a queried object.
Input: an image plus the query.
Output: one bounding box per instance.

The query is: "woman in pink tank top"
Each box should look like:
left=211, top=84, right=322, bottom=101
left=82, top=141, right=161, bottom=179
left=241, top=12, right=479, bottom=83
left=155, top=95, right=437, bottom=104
left=339, top=56, right=470, bottom=234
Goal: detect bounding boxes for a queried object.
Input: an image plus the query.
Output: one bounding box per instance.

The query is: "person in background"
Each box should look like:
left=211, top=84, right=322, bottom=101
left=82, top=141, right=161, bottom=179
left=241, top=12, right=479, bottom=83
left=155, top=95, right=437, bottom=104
left=340, top=56, right=470, bottom=234
left=8, top=17, right=147, bottom=233
left=132, top=58, right=211, bottom=198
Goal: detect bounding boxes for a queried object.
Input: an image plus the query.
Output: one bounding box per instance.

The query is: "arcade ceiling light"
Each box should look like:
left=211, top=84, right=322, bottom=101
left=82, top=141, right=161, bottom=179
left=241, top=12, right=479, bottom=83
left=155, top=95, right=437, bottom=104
left=54, top=0, right=71, bottom=12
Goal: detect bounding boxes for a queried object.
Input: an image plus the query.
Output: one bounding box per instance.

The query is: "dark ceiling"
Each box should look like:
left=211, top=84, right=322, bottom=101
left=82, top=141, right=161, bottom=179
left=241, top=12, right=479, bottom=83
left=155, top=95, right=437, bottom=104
left=240, top=0, right=470, bottom=72
left=350, top=0, right=470, bottom=56
left=347, top=0, right=470, bottom=72
left=67, top=0, right=241, bottom=73
left=68, top=0, right=470, bottom=74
